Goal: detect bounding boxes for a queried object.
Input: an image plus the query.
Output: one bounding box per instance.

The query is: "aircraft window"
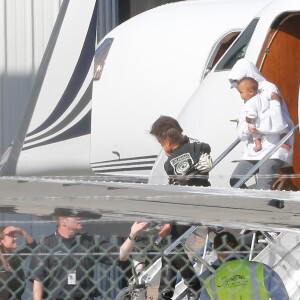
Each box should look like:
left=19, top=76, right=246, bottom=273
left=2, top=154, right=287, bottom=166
left=202, top=31, right=240, bottom=79
left=215, top=18, right=259, bottom=71
left=93, top=38, right=113, bottom=81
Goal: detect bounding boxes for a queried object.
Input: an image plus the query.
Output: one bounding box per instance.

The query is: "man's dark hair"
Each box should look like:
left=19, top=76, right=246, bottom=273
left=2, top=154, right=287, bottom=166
left=150, top=115, right=183, bottom=139
left=214, top=231, right=239, bottom=251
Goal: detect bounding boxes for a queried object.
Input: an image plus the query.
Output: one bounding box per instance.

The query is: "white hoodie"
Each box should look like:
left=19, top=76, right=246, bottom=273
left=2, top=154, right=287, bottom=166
left=228, top=59, right=294, bottom=166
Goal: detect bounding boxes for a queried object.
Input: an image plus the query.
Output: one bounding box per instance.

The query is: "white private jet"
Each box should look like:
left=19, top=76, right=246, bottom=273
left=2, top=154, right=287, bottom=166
left=0, top=0, right=300, bottom=298
left=145, top=0, right=300, bottom=298
left=0, top=0, right=272, bottom=182
left=149, top=0, right=300, bottom=188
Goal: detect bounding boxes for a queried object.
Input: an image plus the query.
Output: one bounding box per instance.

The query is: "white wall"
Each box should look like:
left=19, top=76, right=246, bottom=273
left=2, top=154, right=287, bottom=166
left=0, top=0, right=62, bottom=155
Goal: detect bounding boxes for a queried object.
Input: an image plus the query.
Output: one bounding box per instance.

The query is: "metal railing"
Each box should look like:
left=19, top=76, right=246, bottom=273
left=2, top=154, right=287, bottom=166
left=233, top=124, right=299, bottom=188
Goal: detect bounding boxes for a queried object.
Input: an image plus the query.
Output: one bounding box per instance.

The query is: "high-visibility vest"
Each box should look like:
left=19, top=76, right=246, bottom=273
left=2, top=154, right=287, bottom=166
left=204, top=259, right=270, bottom=300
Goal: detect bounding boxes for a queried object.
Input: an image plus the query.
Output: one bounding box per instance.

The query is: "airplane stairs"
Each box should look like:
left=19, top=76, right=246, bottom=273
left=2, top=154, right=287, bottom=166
left=253, top=231, right=300, bottom=300
left=115, top=229, right=300, bottom=299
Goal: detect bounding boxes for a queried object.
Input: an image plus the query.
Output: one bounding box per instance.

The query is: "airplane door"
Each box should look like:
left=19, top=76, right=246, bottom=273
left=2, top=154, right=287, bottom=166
left=259, top=13, right=300, bottom=188
left=298, top=84, right=300, bottom=131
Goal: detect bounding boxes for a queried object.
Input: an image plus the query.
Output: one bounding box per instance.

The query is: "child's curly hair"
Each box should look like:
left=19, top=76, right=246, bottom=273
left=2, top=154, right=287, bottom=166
left=150, top=115, right=183, bottom=139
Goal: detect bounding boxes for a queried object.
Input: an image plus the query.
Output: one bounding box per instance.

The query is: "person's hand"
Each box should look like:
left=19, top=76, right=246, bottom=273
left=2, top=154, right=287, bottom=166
left=3, top=226, right=23, bottom=236
left=272, top=177, right=285, bottom=190
left=158, top=223, right=171, bottom=238
left=248, top=123, right=259, bottom=134
left=281, top=143, right=291, bottom=151
left=120, top=222, right=149, bottom=261
left=4, top=226, right=34, bottom=244
left=130, top=221, right=148, bottom=237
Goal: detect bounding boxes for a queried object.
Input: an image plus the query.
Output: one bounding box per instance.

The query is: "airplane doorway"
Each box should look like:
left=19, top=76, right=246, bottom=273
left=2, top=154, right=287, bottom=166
left=259, top=13, right=300, bottom=188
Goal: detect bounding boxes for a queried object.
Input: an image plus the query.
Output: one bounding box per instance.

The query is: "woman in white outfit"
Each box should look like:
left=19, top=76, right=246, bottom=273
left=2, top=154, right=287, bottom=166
left=228, top=58, right=294, bottom=190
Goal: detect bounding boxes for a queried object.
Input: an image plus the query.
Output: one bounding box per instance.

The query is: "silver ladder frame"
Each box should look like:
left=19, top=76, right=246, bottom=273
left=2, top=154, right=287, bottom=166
left=233, top=124, right=299, bottom=188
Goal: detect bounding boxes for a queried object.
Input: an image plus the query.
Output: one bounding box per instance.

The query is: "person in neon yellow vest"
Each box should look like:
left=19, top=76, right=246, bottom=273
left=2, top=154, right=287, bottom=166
left=200, top=231, right=289, bottom=300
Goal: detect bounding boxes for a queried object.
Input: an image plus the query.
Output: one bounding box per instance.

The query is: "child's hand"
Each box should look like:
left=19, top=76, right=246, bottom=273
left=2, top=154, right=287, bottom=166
left=248, top=123, right=258, bottom=134
left=281, top=143, right=291, bottom=151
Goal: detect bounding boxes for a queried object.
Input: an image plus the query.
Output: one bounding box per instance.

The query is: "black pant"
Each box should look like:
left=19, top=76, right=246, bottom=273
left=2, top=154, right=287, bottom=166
left=158, top=244, right=201, bottom=300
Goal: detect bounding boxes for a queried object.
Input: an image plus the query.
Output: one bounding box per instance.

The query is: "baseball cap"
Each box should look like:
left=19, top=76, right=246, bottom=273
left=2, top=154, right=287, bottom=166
left=53, top=207, right=102, bottom=218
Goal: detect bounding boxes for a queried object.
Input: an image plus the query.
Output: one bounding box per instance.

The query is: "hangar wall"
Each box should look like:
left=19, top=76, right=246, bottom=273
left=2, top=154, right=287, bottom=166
left=0, top=0, right=181, bottom=156
left=0, top=0, right=118, bottom=155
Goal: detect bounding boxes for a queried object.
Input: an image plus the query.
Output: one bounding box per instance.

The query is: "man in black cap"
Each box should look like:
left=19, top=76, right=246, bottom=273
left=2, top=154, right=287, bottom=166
left=29, top=208, right=113, bottom=300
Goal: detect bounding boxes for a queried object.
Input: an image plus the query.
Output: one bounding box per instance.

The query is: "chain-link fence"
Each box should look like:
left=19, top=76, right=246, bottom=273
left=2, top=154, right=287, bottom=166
left=0, top=220, right=299, bottom=300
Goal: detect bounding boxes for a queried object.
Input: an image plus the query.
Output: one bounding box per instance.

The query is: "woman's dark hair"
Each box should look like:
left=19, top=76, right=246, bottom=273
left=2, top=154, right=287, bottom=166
left=0, top=226, right=11, bottom=271
left=0, top=227, right=5, bottom=240
left=0, top=227, right=8, bottom=253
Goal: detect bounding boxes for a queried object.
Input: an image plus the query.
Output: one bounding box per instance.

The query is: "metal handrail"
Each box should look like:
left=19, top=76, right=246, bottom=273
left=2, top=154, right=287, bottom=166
left=164, top=225, right=197, bottom=255
left=212, top=137, right=241, bottom=169
left=233, top=124, right=299, bottom=188
left=184, top=243, right=216, bottom=274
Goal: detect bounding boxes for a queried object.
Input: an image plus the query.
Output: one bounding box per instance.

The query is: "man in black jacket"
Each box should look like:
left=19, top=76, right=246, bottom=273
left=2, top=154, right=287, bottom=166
left=29, top=209, right=113, bottom=300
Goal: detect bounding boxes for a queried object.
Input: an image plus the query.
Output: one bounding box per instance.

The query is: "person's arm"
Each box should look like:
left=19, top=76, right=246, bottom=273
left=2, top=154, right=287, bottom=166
left=33, top=280, right=43, bottom=300
left=244, top=100, right=260, bottom=135
left=236, top=107, right=253, bottom=141
left=199, top=286, right=211, bottom=300
left=199, top=142, right=211, bottom=154
left=248, top=123, right=259, bottom=134
left=271, top=92, right=282, bottom=104
left=192, top=143, right=213, bottom=175
left=4, top=226, right=35, bottom=245
left=119, top=222, right=148, bottom=261
left=265, top=266, right=289, bottom=300
left=272, top=166, right=296, bottom=190
left=158, top=223, right=171, bottom=238
left=5, top=226, right=37, bottom=257
left=238, top=117, right=259, bottom=139
left=28, top=242, right=48, bottom=299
